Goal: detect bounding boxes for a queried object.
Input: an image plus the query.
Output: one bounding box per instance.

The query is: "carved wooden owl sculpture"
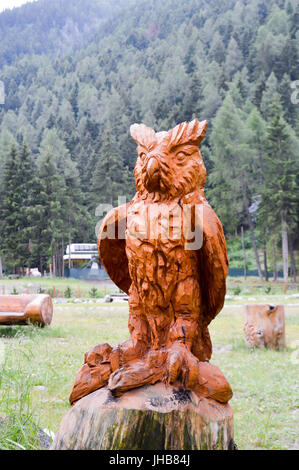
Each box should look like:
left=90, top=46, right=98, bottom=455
left=69, top=119, right=232, bottom=405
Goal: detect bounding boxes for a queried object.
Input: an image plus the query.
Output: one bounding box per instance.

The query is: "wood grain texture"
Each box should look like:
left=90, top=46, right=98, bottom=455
left=70, top=119, right=232, bottom=406
left=98, top=203, right=131, bottom=294
left=244, top=304, right=286, bottom=350
left=54, top=384, right=234, bottom=450
left=0, top=294, right=53, bottom=326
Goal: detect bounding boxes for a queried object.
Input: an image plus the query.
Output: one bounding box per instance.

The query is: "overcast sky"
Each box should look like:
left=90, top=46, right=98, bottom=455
left=0, top=0, right=36, bottom=13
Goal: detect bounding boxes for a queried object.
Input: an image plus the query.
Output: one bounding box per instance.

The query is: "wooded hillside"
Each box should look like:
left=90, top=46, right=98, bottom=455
left=0, top=0, right=298, bottom=279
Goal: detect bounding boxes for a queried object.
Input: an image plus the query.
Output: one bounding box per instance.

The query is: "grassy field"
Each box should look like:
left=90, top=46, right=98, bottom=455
left=0, top=289, right=298, bottom=449
left=0, top=276, right=298, bottom=299
left=0, top=276, right=119, bottom=298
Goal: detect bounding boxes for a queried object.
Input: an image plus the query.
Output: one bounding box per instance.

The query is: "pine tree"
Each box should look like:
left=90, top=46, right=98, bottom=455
left=0, top=143, right=38, bottom=272
left=260, top=100, right=299, bottom=283
left=210, top=93, right=263, bottom=280
left=183, top=44, right=196, bottom=75
left=246, top=108, right=269, bottom=279
left=17, top=143, right=40, bottom=270
left=0, top=146, right=21, bottom=272
left=225, top=37, right=243, bottom=80
left=184, top=74, right=204, bottom=121
left=260, top=72, right=279, bottom=117
left=32, top=152, right=68, bottom=274
left=91, top=130, right=129, bottom=207
left=0, top=129, right=17, bottom=183
left=70, top=82, right=79, bottom=120
left=279, top=73, right=298, bottom=126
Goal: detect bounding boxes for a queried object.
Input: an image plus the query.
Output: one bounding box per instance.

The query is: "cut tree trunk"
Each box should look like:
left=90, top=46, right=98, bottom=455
left=248, top=213, right=263, bottom=281
left=244, top=304, right=285, bottom=350
left=51, top=383, right=235, bottom=450
left=273, top=243, right=278, bottom=281
left=281, top=211, right=288, bottom=284
left=52, top=255, right=56, bottom=277
left=263, top=243, right=268, bottom=281
left=241, top=225, right=247, bottom=280
left=242, top=184, right=263, bottom=280
left=0, top=294, right=53, bottom=326
left=289, top=235, right=297, bottom=283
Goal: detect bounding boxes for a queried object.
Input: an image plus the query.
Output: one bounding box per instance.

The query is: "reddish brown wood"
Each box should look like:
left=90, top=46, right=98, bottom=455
left=70, top=119, right=232, bottom=406
left=0, top=294, right=53, bottom=326
left=244, top=304, right=286, bottom=350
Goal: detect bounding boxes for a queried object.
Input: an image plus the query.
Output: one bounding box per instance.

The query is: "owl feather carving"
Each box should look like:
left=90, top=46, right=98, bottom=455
left=69, top=119, right=232, bottom=405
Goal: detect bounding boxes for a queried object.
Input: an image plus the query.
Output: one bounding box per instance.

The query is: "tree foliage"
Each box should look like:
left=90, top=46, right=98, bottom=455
left=0, top=0, right=298, bottom=276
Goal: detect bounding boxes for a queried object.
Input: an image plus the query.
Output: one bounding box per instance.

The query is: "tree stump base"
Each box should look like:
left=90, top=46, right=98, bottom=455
left=51, top=383, right=234, bottom=450
left=244, top=304, right=285, bottom=350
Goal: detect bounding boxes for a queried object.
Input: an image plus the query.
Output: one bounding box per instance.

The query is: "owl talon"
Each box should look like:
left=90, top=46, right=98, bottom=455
left=166, top=344, right=200, bottom=389
left=108, top=360, right=164, bottom=396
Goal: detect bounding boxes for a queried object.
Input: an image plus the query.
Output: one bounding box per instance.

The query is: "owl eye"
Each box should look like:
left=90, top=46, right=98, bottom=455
left=176, top=151, right=187, bottom=161
left=139, top=152, right=146, bottom=160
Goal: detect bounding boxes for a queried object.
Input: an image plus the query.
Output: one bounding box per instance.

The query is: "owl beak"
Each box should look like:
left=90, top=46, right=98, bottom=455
left=146, top=157, right=160, bottom=191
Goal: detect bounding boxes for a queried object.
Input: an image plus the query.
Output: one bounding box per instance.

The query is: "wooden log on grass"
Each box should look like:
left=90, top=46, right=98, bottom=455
left=244, top=304, right=285, bottom=350
left=51, top=383, right=235, bottom=450
left=0, top=294, right=53, bottom=327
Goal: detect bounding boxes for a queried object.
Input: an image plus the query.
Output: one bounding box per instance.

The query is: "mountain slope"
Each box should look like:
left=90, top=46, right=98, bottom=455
left=0, top=0, right=132, bottom=67
left=0, top=0, right=298, bottom=272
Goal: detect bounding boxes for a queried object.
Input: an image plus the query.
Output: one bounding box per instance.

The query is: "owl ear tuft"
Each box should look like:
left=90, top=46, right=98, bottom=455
left=168, top=119, right=208, bottom=148
left=130, top=124, right=157, bottom=149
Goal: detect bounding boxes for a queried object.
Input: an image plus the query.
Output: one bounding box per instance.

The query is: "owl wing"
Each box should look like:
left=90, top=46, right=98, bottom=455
left=196, top=202, right=229, bottom=326
left=97, top=204, right=131, bottom=294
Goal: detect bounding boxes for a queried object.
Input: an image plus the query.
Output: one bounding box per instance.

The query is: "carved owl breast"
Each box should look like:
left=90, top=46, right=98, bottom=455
left=126, top=199, right=199, bottom=296
left=126, top=200, right=184, bottom=245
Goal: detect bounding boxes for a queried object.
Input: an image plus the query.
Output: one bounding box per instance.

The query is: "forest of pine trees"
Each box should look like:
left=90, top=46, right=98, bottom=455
left=0, top=0, right=298, bottom=279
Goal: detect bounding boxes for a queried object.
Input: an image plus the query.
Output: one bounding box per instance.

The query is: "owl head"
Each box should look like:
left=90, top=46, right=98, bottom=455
left=130, top=119, right=207, bottom=200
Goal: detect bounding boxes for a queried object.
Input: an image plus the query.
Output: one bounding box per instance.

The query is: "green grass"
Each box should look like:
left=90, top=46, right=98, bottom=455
left=0, top=300, right=298, bottom=450
left=0, top=276, right=119, bottom=298
left=0, top=275, right=298, bottom=301
left=210, top=307, right=299, bottom=450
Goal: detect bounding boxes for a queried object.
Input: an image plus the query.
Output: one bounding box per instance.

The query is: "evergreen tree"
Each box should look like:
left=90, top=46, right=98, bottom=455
left=32, top=152, right=68, bottom=274
left=0, top=0, right=297, bottom=276
left=16, top=143, right=38, bottom=269
left=0, top=129, right=17, bottom=182
left=260, top=100, right=299, bottom=283
left=91, top=129, right=131, bottom=208
left=246, top=108, right=269, bottom=279
left=0, top=143, right=38, bottom=272
left=210, top=94, right=264, bottom=279
left=0, top=146, right=21, bottom=272
left=184, top=74, right=204, bottom=121
left=225, top=37, right=243, bottom=80
left=260, top=72, right=279, bottom=117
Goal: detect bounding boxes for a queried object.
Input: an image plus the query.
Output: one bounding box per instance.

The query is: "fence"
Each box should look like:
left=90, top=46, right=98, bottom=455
left=64, top=267, right=109, bottom=281
left=229, top=268, right=283, bottom=278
